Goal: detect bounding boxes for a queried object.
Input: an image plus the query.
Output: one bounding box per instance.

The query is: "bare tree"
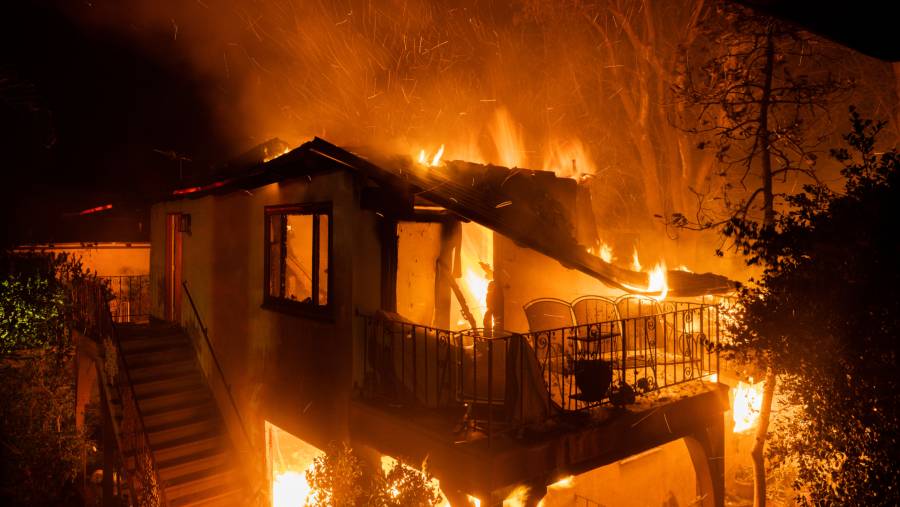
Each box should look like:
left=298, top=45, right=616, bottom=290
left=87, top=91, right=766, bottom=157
left=670, top=2, right=854, bottom=505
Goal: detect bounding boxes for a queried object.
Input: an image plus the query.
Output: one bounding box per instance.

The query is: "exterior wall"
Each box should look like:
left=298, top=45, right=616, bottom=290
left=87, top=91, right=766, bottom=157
left=149, top=170, right=382, bottom=460
left=15, top=242, right=149, bottom=276
left=496, top=234, right=622, bottom=333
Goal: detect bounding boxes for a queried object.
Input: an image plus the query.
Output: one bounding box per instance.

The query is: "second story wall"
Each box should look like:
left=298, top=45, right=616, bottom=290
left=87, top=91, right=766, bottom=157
left=149, top=168, right=383, bottom=454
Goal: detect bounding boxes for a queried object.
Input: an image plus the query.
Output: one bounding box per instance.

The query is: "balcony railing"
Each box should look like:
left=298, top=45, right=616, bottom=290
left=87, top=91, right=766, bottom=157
left=100, top=275, right=150, bottom=323
left=359, top=302, right=719, bottom=440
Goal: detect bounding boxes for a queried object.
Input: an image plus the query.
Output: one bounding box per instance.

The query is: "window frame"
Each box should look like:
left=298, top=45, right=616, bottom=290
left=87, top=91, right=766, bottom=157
left=262, top=202, right=333, bottom=319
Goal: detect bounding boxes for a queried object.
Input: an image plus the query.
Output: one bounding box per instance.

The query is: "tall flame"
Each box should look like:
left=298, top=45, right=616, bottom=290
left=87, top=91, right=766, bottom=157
left=417, top=144, right=445, bottom=167
left=647, top=261, right=668, bottom=301
left=599, top=242, right=614, bottom=264
left=631, top=247, right=642, bottom=272
left=732, top=379, right=764, bottom=433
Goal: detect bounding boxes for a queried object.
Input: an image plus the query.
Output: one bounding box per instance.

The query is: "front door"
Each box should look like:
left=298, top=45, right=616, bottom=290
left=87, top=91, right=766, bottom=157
left=164, top=213, right=183, bottom=322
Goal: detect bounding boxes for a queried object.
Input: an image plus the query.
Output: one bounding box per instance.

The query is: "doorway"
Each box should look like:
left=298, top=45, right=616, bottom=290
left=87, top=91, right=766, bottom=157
left=164, top=213, right=183, bottom=322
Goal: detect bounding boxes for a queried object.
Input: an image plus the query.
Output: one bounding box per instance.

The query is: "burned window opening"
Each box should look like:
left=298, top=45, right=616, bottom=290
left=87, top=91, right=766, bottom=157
left=264, top=203, right=331, bottom=314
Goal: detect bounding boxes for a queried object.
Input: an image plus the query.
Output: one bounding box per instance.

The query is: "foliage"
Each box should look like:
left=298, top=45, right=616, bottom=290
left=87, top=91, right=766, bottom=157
left=0, top=251, right=98, bottom=505
left=0, top=252, right=98, bottom=353
left=0, top=274, right=66, bottom=352
left=724, top=109, right=900, bottom=504
left=305, top=443, right=443, bottom=507
left=0, top=350, right=89, bottom=506
left=671, top=0, right=853, bottom=231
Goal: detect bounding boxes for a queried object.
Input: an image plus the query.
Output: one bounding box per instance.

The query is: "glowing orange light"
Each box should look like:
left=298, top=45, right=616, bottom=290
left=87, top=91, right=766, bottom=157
left=599, top=242, right=614, bottom=264
left=416, top=144, right=445, bottom=167
left=503, top=485, right=530, bottom=507
left=263, top=146, right=291, bottom=163
left=631, top=247, right=642, bottom=272
left=77, top=204, right=113, bottom=215
left=647, top=261, right=668, bottom=301
left=732, top=378, right=764, bottom=433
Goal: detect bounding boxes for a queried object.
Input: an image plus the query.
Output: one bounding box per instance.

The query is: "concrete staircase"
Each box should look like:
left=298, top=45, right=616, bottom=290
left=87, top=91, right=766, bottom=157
left=115, top=322, right=248, bottom=506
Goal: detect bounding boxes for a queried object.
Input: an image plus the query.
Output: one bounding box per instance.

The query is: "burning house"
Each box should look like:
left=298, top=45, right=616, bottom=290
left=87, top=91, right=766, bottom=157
left=100, top=137, right=737, bottom=506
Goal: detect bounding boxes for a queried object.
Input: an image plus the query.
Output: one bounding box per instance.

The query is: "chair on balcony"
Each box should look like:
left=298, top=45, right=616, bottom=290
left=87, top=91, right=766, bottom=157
left=522, top=298, right=577, bottom=405
left=614, top=295, right=663, bottom=387
left=571, top=295, right=622, bottom=358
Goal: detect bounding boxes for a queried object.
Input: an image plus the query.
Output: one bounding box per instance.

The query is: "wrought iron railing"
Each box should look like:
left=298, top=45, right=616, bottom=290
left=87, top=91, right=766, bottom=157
left=100, top=275, right=150, bottom=323
left=181, top=281, right=264, bottom=502
left=359, top=303, right=719, bottom=440
left=74, top=279, right=165, bottom=506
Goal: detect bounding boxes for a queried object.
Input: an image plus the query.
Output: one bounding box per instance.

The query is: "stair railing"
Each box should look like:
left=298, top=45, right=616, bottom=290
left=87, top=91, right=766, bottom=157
left=79, top=279, right=167, bottom=506
left=181, top=281, right=264, bottom=501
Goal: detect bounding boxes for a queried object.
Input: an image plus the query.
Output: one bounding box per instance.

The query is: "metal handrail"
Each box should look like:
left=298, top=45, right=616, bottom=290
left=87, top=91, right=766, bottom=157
left=180, top=281, right=253, bottom=451
left=81, top=280, right=166, bottom=505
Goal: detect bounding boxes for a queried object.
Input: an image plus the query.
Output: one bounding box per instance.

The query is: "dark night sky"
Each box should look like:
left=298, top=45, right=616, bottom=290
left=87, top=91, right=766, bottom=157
left=1, top=1, right=896, bottom=247
left=1, top=1, right=234, bottom=245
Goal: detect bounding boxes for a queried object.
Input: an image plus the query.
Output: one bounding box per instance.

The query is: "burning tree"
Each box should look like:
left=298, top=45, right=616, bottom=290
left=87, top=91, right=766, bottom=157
left=670, top=2, right=857, bottom=504
left=724, top=110, right=900, bottom=504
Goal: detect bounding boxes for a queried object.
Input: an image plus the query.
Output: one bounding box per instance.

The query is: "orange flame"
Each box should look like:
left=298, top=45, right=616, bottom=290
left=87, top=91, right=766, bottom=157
left=417, top=144, right=445, bottom=167
left=732, top=378, right=764, bottom=433
left=503, top=485, right=530, bottom=507
left=647, top=261, right=668, bottom=301
left=631, top=247, right=642, bottom=272
left=599, top=242, right=614, bottom=264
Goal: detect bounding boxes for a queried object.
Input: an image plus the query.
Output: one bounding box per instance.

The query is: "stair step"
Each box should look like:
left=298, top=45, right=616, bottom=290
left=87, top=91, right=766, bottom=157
left=132, top=371, right=202, bottom=395
left=163, top=463, right=238, bottom=500
left=119, top=333, right=190, bottom=353
left=168, top=482, right=244, bottom=507
left=151, top=428, right=227, bottom=463
left=129, top=359, right=197, bottom=383
left=146, top=415, right=221, bottom=445
left=124, top=347, right=195, bottom=369
left=135, top=384, right=210, bottom=413
left=134, top=375, right=206, bottom=402
left=157, top=447, right=231, bottom=481
left=143, top=398, right=217, bottom=425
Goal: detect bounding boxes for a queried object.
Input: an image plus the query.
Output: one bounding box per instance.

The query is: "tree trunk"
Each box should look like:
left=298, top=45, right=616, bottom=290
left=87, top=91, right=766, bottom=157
left=752, top=27, right=777, bottom=507
left=752, top=366, right=776, bottom=507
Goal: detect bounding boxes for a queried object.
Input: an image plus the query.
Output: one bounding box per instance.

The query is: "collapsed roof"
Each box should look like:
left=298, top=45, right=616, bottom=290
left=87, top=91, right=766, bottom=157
left=168, top=137, right=736, bottom=297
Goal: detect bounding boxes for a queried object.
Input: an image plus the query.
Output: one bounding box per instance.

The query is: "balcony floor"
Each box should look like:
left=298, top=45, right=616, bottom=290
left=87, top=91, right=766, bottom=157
left=351, top=379, right=728, bottom=502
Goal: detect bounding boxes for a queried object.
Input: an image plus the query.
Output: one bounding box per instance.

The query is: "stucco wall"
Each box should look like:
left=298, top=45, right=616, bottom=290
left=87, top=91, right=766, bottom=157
left=497, top=234, right=623, bottom=333
left=16, top=243, right=149, bottom=276
left=149, top=169, right=382, bottom=457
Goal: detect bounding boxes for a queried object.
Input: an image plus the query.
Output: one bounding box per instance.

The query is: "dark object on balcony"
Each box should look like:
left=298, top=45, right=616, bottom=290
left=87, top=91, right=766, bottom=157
left=610, top=381, right=636, bottom=407
left=635, top=376, right=657, bottom=394
left=571, top=359, right=613, bottom=402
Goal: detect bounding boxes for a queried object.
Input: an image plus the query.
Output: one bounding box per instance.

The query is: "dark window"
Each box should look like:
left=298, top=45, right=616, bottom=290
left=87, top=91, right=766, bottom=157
left=264, top=204, right=330, bottom=312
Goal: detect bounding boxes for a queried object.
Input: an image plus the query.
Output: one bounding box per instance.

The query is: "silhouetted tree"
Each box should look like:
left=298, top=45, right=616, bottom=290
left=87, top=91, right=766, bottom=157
left=671, top=2, right=854, bottom=503
left=724, top=109, right=900, bottom=504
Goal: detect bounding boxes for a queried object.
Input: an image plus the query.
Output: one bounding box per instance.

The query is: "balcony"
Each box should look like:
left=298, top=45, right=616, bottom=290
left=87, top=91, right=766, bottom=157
left=358, top=300, right=721, bottom=442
